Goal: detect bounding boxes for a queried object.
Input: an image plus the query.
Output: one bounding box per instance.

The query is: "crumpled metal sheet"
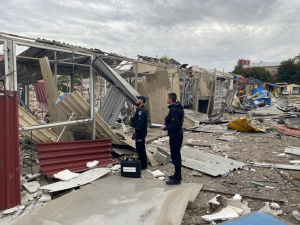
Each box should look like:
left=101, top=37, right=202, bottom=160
left=227, top=116, right=260, bottom=132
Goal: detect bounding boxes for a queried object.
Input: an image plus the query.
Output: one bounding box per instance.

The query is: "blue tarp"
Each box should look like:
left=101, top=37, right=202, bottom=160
left=247, top=85, right=272, bottom=106
left=221, top=212, right=292, bottom=225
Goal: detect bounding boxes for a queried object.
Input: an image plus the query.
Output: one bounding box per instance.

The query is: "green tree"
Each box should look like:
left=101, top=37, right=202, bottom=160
left=232, top=66, right=273, bottom=82
left=160, top=55, right=170, bottom=62
left=277, top=59, right=298, bottom=84
left=57, top=74, right=82, bottom=92
left=232, top=65, right=243, bottom=75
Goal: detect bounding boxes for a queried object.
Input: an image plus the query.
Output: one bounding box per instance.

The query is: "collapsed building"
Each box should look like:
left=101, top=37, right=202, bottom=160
left=1, top=32, right=299, bottom=225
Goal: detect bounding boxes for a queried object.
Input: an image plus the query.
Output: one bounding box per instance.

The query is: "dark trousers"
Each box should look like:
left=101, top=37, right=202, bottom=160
left=135, top=131, right=147, bottom=169
left=169, top=132, right=183, bottom=180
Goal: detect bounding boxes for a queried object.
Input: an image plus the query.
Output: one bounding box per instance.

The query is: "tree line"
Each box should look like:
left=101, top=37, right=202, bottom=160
left=232, top=54, right=300, bottom=84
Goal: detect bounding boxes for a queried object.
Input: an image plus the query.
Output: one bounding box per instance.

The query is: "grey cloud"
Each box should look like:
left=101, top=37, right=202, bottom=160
left=0, top=0, right=300, bottom=72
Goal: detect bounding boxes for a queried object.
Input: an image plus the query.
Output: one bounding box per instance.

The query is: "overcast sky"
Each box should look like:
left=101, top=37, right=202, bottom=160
left=1, top=0, right=300, bottom=72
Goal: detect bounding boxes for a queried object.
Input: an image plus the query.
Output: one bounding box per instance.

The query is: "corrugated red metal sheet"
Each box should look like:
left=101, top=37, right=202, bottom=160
left=37, top=139, right=114, bottom=177
left=274, top=124, right=300, bottom=137
left=34, top=80, right=48, bottom=111
left=0, top=90, right=21, bottom=210
left=0, top=54, right=4, bottom=61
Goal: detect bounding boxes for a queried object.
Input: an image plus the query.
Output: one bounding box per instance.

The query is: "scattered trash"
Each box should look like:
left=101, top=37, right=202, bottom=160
left=150, top=170, right=165, bottom=178
left=250, top=181, right=264, bottom=187
left=23, top=181, right=40, bottom=193
left=293, top=210, right=300, bottom=221
left=111, top=164, right=121, bottom=171
left=40, top=168, right=110, bottom=192
left=39, top=193, right=51, bottom=202
left=157, top=177, right=165, bottom=181
left=3, top=206, right=18, bottom=215
left=277, top=153, right=286, bottom=157
left=259, top=202, right=282, bottom=216
left=26, top=173, right=41, bottom=180
left=86, top=160, right=99, bottom=168
left=285, top=146, right=300, bottom=156
left=232, top=194, right=242, bottom=201
left=217, top=136, right=238, bottom=142
left=227, top=116, right=260, bottom=132
left=53, top=169, right=80, bottom=181
left=152, top=147, right=171, bottom=164
left=152, top=136, right=169, bottom=145
left=203, top=194, right=250, bottom=222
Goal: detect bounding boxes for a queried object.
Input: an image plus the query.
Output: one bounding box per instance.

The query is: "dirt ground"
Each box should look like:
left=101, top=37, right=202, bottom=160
left=14, top=110, right=300, bottom=224
left=145, top=115, right=300, bottom=225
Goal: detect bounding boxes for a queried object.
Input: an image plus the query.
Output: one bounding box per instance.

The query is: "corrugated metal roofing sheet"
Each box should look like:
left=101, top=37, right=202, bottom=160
left=181, top=146, right=245, bottom=176
left=34, top=80, right=48, bottom=111
left=92, top=57, right=140, bottom=105
left=57, top=91, right=135, bottom=148
left=100, top=86, right=125, bottom=126
left=0, top=90, right=21, bottom=210
left=37, top=139, right=114, bottom=177
left=18, top=105, right=60, bottom=143
left=274, top=124, right=300, bottom=137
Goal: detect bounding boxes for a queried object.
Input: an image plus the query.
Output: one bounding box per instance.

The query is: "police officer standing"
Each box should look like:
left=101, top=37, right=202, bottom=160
left=161, top=93, right=184, bottom=185
left=134, top=96, right=148, bottom=170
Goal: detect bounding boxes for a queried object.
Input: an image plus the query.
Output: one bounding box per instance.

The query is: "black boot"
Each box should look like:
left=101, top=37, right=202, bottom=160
left=166, top=179, right=181, bottom=185
left=168, top=174, right=182, bottom=180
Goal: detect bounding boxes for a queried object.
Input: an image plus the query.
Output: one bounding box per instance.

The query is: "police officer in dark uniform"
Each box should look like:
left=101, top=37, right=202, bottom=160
left=161, top=93, right=184, bottom=185
left=134, top=96, right=148, bottom=170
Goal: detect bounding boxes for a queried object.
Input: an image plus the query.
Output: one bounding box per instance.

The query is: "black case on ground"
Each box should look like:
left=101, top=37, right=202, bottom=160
left=121, top=158, right=141, bottom=178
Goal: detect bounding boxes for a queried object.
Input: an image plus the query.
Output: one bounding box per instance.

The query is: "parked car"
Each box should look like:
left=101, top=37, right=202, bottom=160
left=282, top=90, right=289, bottom=95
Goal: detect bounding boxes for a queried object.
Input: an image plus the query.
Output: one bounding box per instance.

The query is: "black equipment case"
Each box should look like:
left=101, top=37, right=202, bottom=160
left=121, top=158, right=141, bottom=178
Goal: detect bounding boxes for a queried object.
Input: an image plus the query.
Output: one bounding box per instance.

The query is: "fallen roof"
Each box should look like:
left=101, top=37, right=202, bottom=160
left=92, top=57, right=141, bottom=105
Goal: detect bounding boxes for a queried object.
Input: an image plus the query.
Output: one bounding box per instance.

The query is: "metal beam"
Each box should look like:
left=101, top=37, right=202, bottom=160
left=19, top=118, right=92, bottom=132
left=16, top=55, right=90, bottom=67
left=90, top=55, right=95, bottom=140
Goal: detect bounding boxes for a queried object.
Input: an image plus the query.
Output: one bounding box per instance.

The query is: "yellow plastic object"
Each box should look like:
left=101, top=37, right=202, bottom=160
left=250, top=92, right=259, bottom=99
left=227, top=116, right=260, bottom=132
left=272, top=88, right=279, bottom=95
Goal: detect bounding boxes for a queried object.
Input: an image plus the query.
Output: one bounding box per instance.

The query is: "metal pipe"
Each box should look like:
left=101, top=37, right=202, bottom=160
left=56, top=112, right=75, bottom=142
left=0, top=71, right=15, bottom=81
left=134, top=62, right=138, bottom=90
left=90, top=55, right=95, bottom=140
left=19, top=118, right=92, bottom=132
left=54, top=51, right=57, bottom=85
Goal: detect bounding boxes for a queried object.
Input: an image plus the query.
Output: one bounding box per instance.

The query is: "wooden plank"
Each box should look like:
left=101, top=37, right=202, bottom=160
left=285, top=146, right=300, bottom=156
left=146, top=71, right=171, bottom=124
left=39, top=58, right=74, bottom=141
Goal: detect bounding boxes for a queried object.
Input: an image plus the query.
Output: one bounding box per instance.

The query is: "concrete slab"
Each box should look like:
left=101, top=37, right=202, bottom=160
left=23, top=181, right=40, bottom=193
left=12, top=175, right=203, bottom=225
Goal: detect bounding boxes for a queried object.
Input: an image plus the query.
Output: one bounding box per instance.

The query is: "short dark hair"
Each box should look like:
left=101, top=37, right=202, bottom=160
left=168, top=93, right=177, bottom=103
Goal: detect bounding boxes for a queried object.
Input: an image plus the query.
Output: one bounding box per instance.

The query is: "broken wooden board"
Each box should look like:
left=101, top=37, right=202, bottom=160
left=252, top=163, right=300, bottom=171
left=284, top=146, right=300, bottom=156
left=146, top=71, right=171, bottom=124
left=39, top=58, right=74, bottom=141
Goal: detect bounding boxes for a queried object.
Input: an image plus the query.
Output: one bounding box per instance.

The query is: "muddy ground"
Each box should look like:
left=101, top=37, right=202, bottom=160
left=145, top=115, right=300, bottom=225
